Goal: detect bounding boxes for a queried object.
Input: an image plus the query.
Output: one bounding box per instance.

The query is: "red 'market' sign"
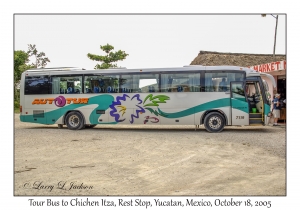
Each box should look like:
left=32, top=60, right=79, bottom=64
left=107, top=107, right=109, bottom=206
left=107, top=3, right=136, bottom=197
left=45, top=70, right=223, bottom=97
left=249, top=60, right=286, bottom=73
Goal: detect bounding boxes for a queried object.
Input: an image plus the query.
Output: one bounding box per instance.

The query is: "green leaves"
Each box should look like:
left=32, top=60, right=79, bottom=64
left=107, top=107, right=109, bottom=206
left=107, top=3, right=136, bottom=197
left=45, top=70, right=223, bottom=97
left=144, top=107, right=168, bottom=117
left=143, top=94, right=170, bottom=107
left=14, top=50, right=31, bottom=82
left=87, top=44, right=129, bottom=69
left=143, top=94, right=170, bottom=118
left=27, top=44, right=50, bottom=68
left=100, top=44, right=114, bottom=54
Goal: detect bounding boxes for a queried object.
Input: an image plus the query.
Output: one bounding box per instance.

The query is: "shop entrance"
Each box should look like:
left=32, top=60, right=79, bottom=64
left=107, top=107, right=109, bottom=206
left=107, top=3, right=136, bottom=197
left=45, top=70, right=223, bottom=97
left=277, top=77, right=286, bottom=123
left=277, top=77, right=286, bottom=100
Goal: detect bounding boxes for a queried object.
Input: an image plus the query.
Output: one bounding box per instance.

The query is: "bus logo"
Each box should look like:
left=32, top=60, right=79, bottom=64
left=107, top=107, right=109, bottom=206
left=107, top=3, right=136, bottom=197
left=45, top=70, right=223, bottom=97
left=32, top=96, right=89, bottom=107
left=54, top=96, right=66, bottom=107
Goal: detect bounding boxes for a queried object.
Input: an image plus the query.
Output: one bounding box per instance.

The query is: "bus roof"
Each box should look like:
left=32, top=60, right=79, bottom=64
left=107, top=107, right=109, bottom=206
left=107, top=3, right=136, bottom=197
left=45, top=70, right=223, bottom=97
left=23, top=65, right=260, bottom=76
left=24, top=67, right=85, bottom=71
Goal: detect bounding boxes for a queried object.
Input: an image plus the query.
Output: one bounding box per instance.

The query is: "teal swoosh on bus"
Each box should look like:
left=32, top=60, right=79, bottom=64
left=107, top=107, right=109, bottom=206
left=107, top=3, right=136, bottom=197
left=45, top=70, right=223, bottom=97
left=20, top=95, right=115, bottom=124
left=88, top=94, right=114, bottom=124
left=157, top=98, right=248, bottom=118
left=231, top=98, right=249, bottom=114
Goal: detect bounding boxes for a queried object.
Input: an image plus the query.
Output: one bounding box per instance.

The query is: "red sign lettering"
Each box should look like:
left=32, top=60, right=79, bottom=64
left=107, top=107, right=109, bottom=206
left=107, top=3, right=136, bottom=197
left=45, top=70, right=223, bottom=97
left=249, top=60, right=286, bottom=72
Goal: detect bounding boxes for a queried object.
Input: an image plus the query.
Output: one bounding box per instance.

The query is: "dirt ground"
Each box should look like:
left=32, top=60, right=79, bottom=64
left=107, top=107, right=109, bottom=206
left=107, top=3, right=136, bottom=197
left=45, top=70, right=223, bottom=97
left=14, top=114, right=286, bottom=196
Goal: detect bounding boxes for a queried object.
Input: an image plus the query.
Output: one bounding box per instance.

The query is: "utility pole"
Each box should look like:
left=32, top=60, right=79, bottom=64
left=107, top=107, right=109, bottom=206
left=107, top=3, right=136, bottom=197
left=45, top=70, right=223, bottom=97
left=261, top=14, right=278, bottom=59
left=273, top=15, right=278, bottom=59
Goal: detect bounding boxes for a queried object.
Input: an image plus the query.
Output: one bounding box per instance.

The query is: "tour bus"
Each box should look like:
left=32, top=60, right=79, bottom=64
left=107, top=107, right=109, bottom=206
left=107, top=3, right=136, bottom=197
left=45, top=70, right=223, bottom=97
left=19, top=66, right=276, bottom=132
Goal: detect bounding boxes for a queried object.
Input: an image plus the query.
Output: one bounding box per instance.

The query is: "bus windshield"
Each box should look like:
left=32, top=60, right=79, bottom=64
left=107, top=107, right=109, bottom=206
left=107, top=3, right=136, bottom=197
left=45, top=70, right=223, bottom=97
left=263, top=79, right=271, bottom=105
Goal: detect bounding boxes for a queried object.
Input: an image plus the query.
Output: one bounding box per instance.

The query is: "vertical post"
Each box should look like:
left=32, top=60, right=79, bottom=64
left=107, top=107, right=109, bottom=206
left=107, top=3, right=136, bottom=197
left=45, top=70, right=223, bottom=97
left=273, top=15, right=278, bottom=59
left=261, top=14, right=279, bottom=59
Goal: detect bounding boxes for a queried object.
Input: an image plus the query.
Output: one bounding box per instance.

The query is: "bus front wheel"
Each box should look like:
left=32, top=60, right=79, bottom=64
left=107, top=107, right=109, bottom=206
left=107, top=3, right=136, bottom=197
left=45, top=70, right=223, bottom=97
left=65, top=111, right=85, bottom=130
left=204, top=112, right=225, bottom=133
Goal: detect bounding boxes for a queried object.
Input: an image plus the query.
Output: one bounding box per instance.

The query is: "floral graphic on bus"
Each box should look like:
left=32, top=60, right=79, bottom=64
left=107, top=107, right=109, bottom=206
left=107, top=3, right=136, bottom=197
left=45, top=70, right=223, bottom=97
left=117, top=105, right=127, bottom=116
left=144, top=116, right=159, bottom=124
left=109, top=93, right=170, bottom=124
left=143, top=94, right=170, bottom=117
left=143, top=94, right=170, bottom=107
left=109, top=94, right=145, bottom=123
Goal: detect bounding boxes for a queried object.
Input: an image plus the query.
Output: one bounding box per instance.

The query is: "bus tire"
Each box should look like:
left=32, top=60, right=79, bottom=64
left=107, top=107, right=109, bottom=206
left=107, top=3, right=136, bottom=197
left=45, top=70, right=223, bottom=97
left=204, top=112, right=225, bottom=133
left=85, top=124, right=97, bottom=128
left=65, top=111, right=85, bottom=130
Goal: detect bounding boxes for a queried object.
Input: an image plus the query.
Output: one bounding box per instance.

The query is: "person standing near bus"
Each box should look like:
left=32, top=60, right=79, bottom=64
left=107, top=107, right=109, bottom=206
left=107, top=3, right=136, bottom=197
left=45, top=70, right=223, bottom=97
left=272, top=93, right=281, bottom=126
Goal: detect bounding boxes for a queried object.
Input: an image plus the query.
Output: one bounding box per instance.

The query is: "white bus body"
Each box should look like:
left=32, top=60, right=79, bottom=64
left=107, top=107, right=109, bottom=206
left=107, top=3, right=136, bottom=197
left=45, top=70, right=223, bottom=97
left=19, top=66, right=275, bottom=132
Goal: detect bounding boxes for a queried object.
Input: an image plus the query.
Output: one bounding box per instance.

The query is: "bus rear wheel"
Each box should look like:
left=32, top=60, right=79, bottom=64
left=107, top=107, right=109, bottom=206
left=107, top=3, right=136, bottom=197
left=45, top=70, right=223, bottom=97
left=65, top=111, right=85, bottom=130
left=204, top=112, right=225, bottom=133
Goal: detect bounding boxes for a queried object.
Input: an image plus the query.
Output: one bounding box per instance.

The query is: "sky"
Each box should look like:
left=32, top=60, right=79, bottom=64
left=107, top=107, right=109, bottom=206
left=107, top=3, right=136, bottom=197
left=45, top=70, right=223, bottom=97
left=2, top=0, right=300, bottom=209
left=14, top=14, right=286, bottom=69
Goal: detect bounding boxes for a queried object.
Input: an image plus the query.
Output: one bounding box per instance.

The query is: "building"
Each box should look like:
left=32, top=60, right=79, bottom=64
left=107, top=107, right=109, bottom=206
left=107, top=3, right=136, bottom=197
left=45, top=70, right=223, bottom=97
left=190, top=51, right=286, bottom=121
left=190, top=51, right=286, bottom=97
left=248, top=60, right=286, bottom=98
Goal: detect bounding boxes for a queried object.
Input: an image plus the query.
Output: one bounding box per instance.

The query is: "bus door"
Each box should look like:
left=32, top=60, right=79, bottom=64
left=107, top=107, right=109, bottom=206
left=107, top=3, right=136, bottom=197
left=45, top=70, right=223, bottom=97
left=245, top=79, right=265, bottom=125
left=260, top=73, right=276, bottom=125
left=230, top=82, right=249, bottom=125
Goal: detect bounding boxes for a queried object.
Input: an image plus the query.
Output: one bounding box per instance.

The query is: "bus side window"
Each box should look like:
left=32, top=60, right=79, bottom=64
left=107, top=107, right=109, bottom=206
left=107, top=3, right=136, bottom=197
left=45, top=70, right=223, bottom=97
left=67, top=87, right=72, bottom=93
left=149, top=86, right=156, bottom=92
left=219, top=78, right=227, bottom=92
left=25, top=76, right=50, bottom=95
left=161, top=73, right=200, bottom=93
left=93, top=84, right=100, bottom=93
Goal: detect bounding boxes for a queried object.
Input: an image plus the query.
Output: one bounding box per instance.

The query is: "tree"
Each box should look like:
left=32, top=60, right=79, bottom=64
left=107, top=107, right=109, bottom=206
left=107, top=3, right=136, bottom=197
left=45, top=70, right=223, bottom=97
left=27, top=44, right=50, bottom=68
left=14, top=45, right=50, bottom=111
left=14, top=50, right=29, bottom=82
left=87, top=44, right=129, bottom=69
left=14, top=50, right=33, bottom=109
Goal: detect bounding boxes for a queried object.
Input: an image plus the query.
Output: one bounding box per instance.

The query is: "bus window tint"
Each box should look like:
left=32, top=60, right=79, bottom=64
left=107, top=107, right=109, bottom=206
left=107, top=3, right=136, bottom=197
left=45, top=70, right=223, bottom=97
left=120, top=75, right=132, bottom=93
left=231, top=83, right=246, bottom=101
left=51, top=76, right=82, bottom=94
left=84, top=75, right=119, bottom=93
left=138, top=74, right=159, bottom=93
left=120, top=74, right=159, bottom=93
left=25, top=76, right=50, bottom=95
left=161, top=73, right=200, bottom=92
left=205, top=72, right=244, bottom=92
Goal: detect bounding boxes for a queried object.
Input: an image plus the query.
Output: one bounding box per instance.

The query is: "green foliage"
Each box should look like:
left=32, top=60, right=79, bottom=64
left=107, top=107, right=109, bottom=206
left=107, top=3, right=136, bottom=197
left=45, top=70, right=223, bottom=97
left=14, top=51, right=30, bottom=82
left=27, top=44, right=50, bottom=68
left=14, top=101, right=19, bottom=113
left=14, top=51, right=32, bottom=111
left=14, top=44, right=50, bottom=112
left=87, top=44, right=129, bottom=69
left=14, top=89, right=20, bottom=112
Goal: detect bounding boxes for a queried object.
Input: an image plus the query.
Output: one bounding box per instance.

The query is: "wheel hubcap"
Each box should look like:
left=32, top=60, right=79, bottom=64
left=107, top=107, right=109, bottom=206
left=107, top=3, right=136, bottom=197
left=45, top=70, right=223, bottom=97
left=208, top=116, right=221, bottom=129
left=69, top=115, right=80, bottom=127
